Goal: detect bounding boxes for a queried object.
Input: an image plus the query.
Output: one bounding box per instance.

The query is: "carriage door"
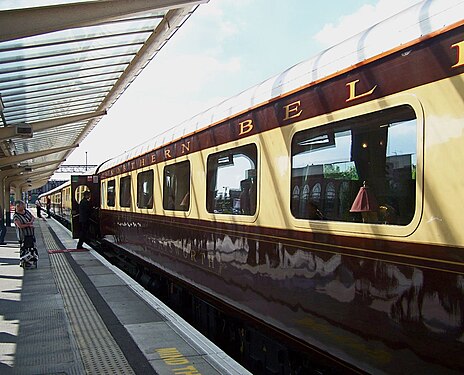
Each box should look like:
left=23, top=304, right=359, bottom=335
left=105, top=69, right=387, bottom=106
left=71, top=175, right=100, bottom=240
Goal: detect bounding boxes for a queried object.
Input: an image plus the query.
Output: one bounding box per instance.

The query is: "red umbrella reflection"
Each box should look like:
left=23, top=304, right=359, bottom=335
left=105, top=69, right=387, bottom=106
left=350, top=181, right=378, bottom=222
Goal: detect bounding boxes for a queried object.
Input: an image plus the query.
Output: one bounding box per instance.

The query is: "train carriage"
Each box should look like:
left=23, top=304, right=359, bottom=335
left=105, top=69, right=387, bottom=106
left=59, top=1, right=464, bottom=373
left=39, top=180, right=72, bottom=226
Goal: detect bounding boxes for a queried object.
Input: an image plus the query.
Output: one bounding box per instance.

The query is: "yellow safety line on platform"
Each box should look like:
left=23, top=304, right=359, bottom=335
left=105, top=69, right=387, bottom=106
left=39, top=221, right=135, bottom=375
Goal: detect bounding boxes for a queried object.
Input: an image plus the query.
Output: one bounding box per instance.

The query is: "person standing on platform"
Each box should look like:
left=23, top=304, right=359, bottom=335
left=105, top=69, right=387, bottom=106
left=13, top=201, right=34, bottom=244
left=46, top=197, right=51, bottom=218
left=14, top=201, right=37, bottom=268
left=35, top=199, right=42, bottom=218
left=0, top=205, right=7, bottom=245
left=77, top=191, right=91, bottom=249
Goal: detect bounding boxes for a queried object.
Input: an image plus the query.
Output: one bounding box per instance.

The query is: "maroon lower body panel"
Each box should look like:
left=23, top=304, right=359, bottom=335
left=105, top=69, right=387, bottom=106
left=100, top=210, right=464, bottom=373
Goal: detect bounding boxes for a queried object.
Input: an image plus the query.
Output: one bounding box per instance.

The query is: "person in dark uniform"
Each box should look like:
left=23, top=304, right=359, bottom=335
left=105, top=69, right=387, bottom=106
left=46, top=197, right=51, bottom=218
left=77, top=191, right=91, bottom=249
left=0, top=205, right=7, bottom=245
left=35, top=199, right=42, bottom=218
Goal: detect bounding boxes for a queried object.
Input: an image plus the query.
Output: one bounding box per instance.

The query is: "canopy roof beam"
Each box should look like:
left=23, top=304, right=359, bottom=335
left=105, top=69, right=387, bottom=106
left=0, top=0, right=207, bottom=42
left=0, top=161, right=57, bottom=179
left=0, top=145, right=77, bottom=167
left=17, top=166, right=59, bottom=181
left=0, top=110, right=107, bottom=141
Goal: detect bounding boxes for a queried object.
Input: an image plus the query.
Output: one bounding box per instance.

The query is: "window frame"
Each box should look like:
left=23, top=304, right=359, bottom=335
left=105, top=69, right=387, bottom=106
left=137, top=169, right=154, bottom=209
left=106, top=179, right=116, bottom=207
left=162, top=160, right=191, bottom=212
left=206, top=143, right=258, bottom=216
left=119, top=175, right=132, bottom=208
left=289, top=95, right=424, bottom=237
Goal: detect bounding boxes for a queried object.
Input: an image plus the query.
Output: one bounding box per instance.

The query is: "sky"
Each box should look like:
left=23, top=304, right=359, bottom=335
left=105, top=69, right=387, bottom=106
left=56, top=0, right=421, bottom=180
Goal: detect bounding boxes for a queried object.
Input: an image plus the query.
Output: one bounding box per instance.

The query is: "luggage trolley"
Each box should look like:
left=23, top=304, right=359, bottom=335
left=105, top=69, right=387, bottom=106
left=19, top=233, right=38, bottom=269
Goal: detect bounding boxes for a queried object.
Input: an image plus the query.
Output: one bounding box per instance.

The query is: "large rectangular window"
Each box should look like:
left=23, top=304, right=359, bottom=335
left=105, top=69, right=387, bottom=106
left=107, top=180, right=115, bottom=207
left=291, top=105, right=416, bottom=225
left=137, top=170, right=154, bottom=209
left=163, top=161, right=190, bottom=211
left=207, top=144, right=257, bottom=215
left=119, top=175, right=131, bottom=208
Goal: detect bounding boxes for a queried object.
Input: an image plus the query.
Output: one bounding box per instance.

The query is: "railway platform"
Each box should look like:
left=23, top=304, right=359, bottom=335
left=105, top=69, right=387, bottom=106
left=0, top=215, right=250, bottom=374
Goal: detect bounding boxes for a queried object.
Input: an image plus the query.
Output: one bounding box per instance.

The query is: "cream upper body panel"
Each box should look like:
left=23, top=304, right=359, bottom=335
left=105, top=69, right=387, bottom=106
left=100, top=73, right=464, bottom=249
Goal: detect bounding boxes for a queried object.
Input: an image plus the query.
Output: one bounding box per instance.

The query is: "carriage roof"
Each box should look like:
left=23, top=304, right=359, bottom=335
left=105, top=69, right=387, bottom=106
left=98, top=0, right=464, bottom=173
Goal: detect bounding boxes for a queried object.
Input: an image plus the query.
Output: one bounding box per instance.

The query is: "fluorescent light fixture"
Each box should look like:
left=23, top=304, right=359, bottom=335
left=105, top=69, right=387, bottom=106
left=15, top=122, right=33, bottom=138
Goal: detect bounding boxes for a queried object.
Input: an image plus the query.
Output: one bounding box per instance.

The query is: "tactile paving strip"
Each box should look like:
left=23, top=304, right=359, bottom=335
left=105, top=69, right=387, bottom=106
left=39, top=221, right=135, bottom=375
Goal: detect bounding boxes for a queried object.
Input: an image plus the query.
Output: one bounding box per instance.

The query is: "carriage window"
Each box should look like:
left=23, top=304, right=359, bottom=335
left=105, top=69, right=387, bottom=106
left=107, top=180, right=115, bottom=207
left=119, top=176, right=131, bottom=208
left=137, top=170, right=154, bottom=209
left=74, top=185, right=90, bottom=203
left=291, top=105, right=416, bottom=225
left=163, top=161, right=190, bottom=211
left=65, top=188, right=70, bottom=205
left=207, top=144, right=257, bottom=215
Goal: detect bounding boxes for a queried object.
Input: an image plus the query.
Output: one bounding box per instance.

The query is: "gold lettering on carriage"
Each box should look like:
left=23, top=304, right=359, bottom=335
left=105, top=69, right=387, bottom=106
left=181, top=141, right=191, bottom=154
left=165, top=149, right=171, bottom=159
left=451, top=41, right=464, bottom=68
left=239, top=119, right=254, bottom=135
left=346, top=79, right=377, bottom=102
left=283, top=100, right=302, bottom=120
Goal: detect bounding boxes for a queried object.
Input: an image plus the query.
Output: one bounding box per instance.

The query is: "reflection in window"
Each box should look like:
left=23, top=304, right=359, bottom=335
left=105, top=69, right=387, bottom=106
left=137, top=170, right=154, bottom=209
left=325, top=182, right=336, bottom=216
left=163, top=161, right=190, bottom=211
left=120, top=176, right=131, bottom=208
left=291, top=105, right=417, bottom=225
left=310, top=183, right=321, bottom=203
left=299, top=184, right=310, bottom=218
left=207, top=144, right=257, bottom=215
left=107, top=180, right=115, bottom=207
left=291, top=185, right=300, bottom=216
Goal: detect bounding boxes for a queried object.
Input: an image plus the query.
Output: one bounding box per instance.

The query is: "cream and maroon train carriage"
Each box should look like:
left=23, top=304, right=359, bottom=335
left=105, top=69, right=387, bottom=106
left=39, top=181, right=72, bottom=224
left=65, top=1, right=464, bottom=373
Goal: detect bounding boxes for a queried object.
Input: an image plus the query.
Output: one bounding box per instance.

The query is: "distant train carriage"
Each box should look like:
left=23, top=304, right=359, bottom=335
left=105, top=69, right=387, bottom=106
left=59, top=1, right=464, bottom=373
left=61, top=183, right=72, bottom=221
left=39, top=180, right=72, bottom=225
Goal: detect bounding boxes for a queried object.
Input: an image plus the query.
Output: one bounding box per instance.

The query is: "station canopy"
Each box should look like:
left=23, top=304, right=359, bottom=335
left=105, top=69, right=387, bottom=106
left=0, top=0, right=207, bottom=192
